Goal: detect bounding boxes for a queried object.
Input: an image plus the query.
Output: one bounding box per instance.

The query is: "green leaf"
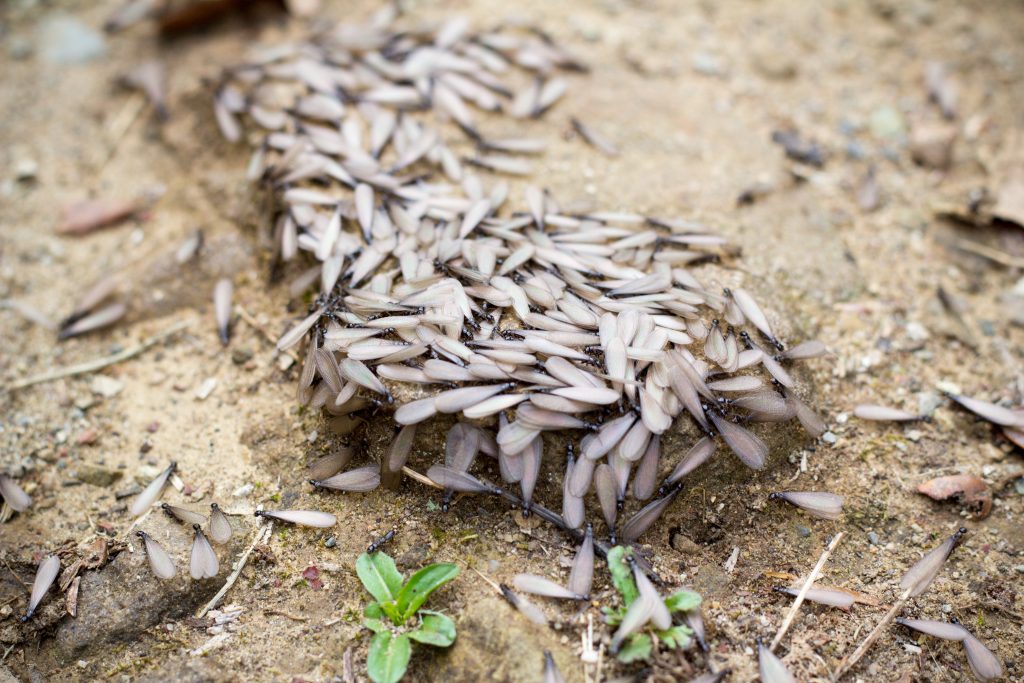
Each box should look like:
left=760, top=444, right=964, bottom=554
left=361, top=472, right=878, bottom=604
left=367, top=632, right=411, bottom=683
left=407, top=611, right=457, bottom=647
left=606, top=546, right=638, bottom=606
left=664, top=589, right=702, bottom=614
left=601, top=605, right=626, bottom=626
left=380, top=601, right=404, bottom=625
left=616, top=633, right=652, bottom=663
left=396, top=563, right=459, bottom=620
left=357, top=553, right=404, bottom=605
left=364, top=602, right=384, bottom=619
left=363, top=617, right=389, bottom=634
left=656, top=624, right=693, bottom=650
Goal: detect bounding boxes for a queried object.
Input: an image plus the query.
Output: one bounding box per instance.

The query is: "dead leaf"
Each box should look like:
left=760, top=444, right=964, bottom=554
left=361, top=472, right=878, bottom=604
left=917, top=474, right=992, bottom=519
left=66, top=576, right=80, bottom=617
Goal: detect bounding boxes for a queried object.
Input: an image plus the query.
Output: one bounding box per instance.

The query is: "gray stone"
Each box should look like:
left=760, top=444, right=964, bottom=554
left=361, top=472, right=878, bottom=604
left=76, top=464, right=122, bottom=487
left=38, top=15, right=106, bottom=65
left=54, top=516, right=249, bottom=662
left=869, top=106, right=906, bottom=141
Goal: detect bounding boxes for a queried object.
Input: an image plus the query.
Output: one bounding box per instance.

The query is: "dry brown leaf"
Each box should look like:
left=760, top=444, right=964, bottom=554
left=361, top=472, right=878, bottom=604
left=917, top=474, right=992, bottom=519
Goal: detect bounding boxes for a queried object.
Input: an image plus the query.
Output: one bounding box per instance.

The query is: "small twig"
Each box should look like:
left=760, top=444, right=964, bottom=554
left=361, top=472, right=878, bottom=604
left=264, top=609, right=307, bottom=622
left=1, top=558, right=28, bottom=591
left=402, top=465, right=443, bottom=489
left=472, top=567, right=504, bottom=594
left=955, top=238, right=1024, bottom=268
left=236, top=306, right=299, bottom=362
left=195, top=521, right=272, bottom=618
left=832, top=589, right=911, bottom=681
left=771, top=532, right=844, bottom=651
left=6, top=319, right=191, bottom=391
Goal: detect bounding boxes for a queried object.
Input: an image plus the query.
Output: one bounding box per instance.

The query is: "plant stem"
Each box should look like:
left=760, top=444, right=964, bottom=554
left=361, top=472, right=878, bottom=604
left=771, top=532, right=844, bottom=651
left=831, top=589, right=910, bottom=681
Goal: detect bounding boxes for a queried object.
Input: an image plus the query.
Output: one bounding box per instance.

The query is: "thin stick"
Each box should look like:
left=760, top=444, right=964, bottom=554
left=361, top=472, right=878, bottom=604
left=401, top=465, right=442, bottom=489
left=6, top=320, right=191, bottom=391
left=955, top=238, right=1024, bottom=268
left=831, top=589, right=911, bottom=681
left=1, top=558, right=28, bottom=591
left=771, top=532, right=844, bottom=651
left=236, top=306, right=299, bottom=362
left=195, top=522, right=272, bottom=618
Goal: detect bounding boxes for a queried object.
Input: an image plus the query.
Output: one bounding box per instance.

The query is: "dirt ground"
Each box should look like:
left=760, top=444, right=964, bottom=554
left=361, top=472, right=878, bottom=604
left=2, top=0, right=1023, bottom=681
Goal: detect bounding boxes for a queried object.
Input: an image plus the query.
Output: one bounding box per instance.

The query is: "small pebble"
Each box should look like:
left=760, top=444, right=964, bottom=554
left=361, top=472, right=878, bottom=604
left=868, top=531, right=880, bottom=545
left=14, top=158, right=38, bottom=181
left=822, top=431, right=838, bottom=444
left=796, top=526, right=811, bottom=538
left=325, top=537, right=337, bottom=548
left=89, top=375, right=124, bottom=398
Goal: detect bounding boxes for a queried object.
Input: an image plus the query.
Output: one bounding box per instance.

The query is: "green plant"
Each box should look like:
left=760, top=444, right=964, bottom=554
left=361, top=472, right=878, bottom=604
left=602, top=546, right=701, bottom=663
left=356, top=551, right=460, bottom=683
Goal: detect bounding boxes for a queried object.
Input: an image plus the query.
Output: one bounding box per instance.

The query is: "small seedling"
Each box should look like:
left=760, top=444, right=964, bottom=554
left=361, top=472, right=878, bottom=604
left=602, top=546, right=701, bottom=663
left=356, top=551, right=460, bottom=683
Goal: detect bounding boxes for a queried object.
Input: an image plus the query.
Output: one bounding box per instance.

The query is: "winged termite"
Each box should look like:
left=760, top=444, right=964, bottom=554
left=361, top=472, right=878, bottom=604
left=308, top=447, right=353, bottom=481
left=189, top=524, right=219, bottom=579
left=426, top=466, right=501, bottom=498
left=895, top=618, right=967, bottom=641
left=161, top=503, right=207, bottom=526
left=709, top=411, right=767, bottom=470
left=666, top=436, right=716, bottom=485
left=22, top=555, right=60, bottom=621
left=853, top=404, right=923, bottom=422
left=500, top=584, right=547, bottom=626
left=947, top=394, right=1024, bottom=428
left=209, top=503, right=232, bottom=544
left=567, top=525, right=594, bottom=598
left=758, top=641, right=796, bottom=683
left=776, top=586, right=854, bottom=610
left=0, top=474, right=32, bottom=512
left=542, top=651, right=565, bottom=683
left=962, top=631, right=1003, bottom=681
left=137, top=531, right=176, bottom=580
left=620, top=485, right=681, bottom=543
left=254, top=509, right=337, bottom=527
left=130, top=462, right=176, bottom=517
left=512, top=574, right=586, bottom=601
left=312, top=465, right=382, bottom=492
left=519, top=437, right=542, bottom=515
left=594, top=463, right=618, bottom=542
left=900, top=527, right=966, bottom=597
left=769, top=491, right=844, bottom=520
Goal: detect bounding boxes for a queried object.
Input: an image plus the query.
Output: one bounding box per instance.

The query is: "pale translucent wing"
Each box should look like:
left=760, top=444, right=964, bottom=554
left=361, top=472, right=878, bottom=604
left=758, top=642, right=796, bottom=683
left=209, top=505, right=233, bottom=544
left=900, top=529, right=964, bottom=597
left=0, top=474, right=32, bottom=512
left=130, top=463, right=175, bottom=517
left=776, top=491, right=844, bottom=520
left=512, top=574, right=580, bottom=600
left=141, top=533, right=177, bottom=580
left=567, top=525, right=594, bottom=598
left=190, top=529, right=219, bottom=579
left=260, top=510, right=337, bottom=527
left=26, top=555, right=60, bottom=618
left=895, top=618, right=967, bottom=641
left=314, top=465, right=381, bottom=492
left=963, top=633, right=1003, bottom=681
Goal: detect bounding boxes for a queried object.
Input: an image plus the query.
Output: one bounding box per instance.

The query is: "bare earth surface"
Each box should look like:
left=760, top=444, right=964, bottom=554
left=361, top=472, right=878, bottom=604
left=2, top=1, right=1023, bottom=682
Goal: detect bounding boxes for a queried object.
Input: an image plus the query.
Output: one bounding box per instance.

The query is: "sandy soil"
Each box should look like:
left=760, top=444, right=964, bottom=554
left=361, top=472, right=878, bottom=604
left=1, top=0, right=1023, bottom=681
